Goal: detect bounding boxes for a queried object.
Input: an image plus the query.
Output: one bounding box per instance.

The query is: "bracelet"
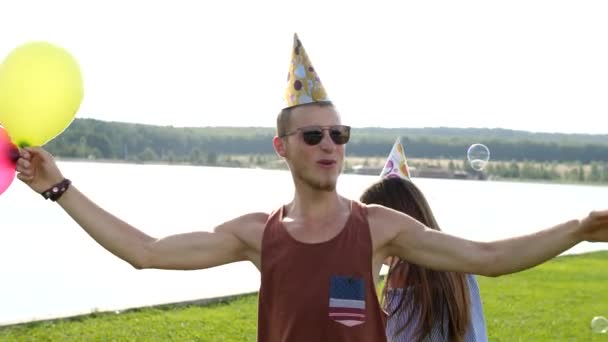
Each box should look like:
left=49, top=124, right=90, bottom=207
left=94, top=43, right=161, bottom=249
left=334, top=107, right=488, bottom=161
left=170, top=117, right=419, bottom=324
left=41, top=179, right=72, bottom=202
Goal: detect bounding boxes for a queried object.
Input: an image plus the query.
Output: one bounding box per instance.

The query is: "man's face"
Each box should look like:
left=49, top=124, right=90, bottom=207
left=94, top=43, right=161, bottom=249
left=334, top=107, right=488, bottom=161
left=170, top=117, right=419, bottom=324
left=274, top=105, right=348, bottom=192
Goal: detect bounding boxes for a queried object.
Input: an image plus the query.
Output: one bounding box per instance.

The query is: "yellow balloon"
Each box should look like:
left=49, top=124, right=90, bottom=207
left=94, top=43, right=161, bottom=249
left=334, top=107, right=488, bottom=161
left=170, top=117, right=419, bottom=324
left=0, top=41, right=84, bottom=147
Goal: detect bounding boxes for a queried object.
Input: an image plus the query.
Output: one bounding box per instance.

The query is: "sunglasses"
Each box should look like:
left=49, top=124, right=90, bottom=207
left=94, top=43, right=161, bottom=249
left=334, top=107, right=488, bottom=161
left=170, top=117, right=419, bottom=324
left=280, top=125, right=351, bottom=146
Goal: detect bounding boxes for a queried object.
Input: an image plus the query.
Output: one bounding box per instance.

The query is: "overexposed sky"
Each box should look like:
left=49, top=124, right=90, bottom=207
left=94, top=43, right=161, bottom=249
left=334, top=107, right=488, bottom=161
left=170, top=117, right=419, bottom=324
left=1, top=0, right=607, bottom=134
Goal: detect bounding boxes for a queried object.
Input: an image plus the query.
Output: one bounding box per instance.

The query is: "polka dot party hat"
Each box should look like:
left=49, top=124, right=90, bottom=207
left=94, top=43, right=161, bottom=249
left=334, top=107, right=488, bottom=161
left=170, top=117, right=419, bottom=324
left=379, top=138, right=411, bottom=180
left=284, top=33, right=331, bottom=109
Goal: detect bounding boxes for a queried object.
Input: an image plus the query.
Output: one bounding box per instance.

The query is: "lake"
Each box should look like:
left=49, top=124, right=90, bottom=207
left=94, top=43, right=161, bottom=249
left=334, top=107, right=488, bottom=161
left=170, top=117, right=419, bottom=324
left=0, top=161, right=606, bottom=325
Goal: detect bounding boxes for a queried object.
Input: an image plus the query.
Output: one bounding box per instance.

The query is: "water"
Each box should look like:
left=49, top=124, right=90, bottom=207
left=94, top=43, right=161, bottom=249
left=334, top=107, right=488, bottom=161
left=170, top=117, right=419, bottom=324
left=0, top=161, right=606, bottom=325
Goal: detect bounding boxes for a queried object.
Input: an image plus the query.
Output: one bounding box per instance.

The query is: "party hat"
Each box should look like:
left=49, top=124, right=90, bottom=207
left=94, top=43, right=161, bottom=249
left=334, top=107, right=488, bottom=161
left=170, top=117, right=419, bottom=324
left=284, top=33, right=330, bottom=109
left=379, top=138, right=411, bottom=180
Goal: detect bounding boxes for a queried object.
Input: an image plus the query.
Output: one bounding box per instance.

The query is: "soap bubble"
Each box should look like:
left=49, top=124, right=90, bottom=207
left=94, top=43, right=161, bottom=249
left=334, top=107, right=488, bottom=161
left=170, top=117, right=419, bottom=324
left=467, top=144, right=490, bottom=171
left=591, top=316, right=608, bottom=334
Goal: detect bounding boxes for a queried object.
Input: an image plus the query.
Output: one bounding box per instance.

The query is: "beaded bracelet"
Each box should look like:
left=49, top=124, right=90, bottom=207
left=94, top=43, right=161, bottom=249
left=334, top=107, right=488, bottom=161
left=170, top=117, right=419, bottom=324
left=41, top=179, right=72, bottom=202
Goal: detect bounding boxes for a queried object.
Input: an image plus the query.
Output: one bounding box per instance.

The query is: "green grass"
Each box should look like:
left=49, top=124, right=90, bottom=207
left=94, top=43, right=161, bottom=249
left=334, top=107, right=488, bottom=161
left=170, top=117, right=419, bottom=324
left=477, top=251, right=608, bottom=341
left=0, top=296, right=259, bottom=342
left=2, top=251, right=607, bottom=341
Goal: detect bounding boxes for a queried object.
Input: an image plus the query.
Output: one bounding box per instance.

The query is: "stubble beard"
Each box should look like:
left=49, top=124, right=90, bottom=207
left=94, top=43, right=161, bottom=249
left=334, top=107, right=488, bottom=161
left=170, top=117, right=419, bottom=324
left=295, top=169, right=337, bottom=192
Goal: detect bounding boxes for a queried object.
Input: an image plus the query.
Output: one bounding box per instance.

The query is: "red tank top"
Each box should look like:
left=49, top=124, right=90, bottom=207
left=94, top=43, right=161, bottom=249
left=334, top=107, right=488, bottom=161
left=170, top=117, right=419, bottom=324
left=257, top=200, right=387, bottom=342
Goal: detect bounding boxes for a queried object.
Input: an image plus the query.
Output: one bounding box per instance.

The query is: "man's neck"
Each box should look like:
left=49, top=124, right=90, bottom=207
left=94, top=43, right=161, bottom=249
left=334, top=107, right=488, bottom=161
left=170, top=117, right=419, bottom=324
left=287, top=187, right=349, bottom=222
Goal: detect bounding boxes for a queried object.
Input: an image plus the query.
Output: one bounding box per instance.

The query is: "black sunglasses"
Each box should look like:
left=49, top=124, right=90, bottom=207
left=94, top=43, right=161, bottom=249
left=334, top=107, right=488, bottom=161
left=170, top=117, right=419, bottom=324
left=280, top=125, right=351, bottom=146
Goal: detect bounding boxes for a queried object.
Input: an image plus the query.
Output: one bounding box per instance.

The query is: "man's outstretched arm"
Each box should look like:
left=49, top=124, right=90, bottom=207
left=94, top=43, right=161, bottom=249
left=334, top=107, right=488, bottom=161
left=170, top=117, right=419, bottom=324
left=370, top=205, right=607, bottom=277
left=16, top=147, right=264, bottom=270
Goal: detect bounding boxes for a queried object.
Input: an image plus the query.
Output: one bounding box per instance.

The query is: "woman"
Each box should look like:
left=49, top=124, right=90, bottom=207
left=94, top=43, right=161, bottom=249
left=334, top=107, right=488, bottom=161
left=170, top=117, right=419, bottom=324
left=360, top=139, right=487, bottom=341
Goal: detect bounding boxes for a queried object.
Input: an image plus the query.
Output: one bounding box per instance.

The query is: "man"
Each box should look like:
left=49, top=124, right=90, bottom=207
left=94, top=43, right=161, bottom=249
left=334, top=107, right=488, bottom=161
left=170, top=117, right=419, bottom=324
left=15, top=34, right=608, bottom=341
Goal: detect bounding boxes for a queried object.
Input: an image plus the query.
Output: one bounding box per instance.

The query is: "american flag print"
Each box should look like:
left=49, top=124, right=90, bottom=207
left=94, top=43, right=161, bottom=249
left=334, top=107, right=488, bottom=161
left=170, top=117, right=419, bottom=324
left=328, top=275, right=366, bottom=327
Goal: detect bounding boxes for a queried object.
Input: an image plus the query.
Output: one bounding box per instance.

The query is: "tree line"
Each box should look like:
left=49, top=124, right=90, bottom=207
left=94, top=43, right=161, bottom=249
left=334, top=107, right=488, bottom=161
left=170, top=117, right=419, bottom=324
left=45, top=118, right=608, bottom=165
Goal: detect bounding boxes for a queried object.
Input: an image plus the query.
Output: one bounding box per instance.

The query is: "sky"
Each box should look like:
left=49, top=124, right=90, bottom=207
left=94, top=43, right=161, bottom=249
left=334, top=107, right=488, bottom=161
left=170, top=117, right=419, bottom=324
left=1, top=0, right=607, bottom=134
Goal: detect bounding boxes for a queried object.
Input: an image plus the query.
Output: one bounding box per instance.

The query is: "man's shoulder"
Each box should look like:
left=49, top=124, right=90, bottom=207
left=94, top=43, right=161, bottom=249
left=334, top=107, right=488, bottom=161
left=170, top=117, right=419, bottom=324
left=359, top=203, right=406, bottom=236
left=358, top=202, right=392, bottom=219
left=233, top=212, right=271, bottom=228
left=354, top=202, right=405, bottom=257
left=214, top=212, right=269, bottom=233
left=215, top=212, right=271, bottom=250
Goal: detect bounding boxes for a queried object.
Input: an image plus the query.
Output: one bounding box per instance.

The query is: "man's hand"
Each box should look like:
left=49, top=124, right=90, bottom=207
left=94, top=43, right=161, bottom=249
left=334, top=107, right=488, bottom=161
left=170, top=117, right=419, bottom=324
left=579, top=209, right=608, bottom=242
left=16, top=147, right=64, bottom=193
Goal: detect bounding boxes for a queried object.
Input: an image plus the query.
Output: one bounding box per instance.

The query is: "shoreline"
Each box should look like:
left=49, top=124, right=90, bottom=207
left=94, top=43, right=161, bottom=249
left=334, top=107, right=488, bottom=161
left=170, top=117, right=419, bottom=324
left=54, top=156, right=608, bottom=187
left=1, top=250, right=606, bottom=328
left=0, top=291, right=258, bottom=328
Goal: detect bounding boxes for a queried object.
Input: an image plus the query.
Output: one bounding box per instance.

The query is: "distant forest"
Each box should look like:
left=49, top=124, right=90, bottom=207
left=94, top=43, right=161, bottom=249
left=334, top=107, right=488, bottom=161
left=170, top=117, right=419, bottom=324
left=45, top=118, right=608, bottom=164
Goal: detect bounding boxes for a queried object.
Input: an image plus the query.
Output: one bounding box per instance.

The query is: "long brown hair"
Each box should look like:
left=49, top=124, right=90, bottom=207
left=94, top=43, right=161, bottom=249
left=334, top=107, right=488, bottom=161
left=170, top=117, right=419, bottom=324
left=360, top=177, right=471, bottom=342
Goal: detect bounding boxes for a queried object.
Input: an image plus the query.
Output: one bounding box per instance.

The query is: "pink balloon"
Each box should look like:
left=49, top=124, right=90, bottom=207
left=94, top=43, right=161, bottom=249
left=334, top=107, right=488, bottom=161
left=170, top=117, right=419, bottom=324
left=0, top=126, right=17, bottom=195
